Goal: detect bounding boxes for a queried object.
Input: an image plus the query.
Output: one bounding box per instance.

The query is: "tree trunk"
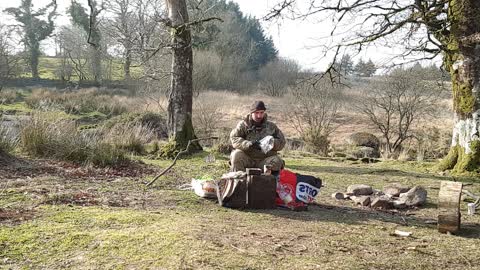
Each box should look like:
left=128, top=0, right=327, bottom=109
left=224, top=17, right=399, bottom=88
left=91, top=45, right=102, bottom=85
left=124, top=48, right=131, bottom=80
left=165, top=0, right=201, bottom=152
left=30, top=46, right=39, bottom=79
left=439, top=0, right=480, bottom=173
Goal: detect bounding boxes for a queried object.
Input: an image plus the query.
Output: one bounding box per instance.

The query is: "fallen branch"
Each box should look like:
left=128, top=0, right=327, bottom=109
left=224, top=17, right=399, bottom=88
left=462, top=189, right=480, bottom=208
left=146, top=136, right=218, bottom=187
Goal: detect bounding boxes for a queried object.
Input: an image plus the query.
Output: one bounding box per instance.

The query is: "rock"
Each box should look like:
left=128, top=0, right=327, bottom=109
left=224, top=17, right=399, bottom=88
left=347, top=184, right=373, bottom=196
left=351, top=196, right=371, bottom=206
left=383, top=183, right=410, bottom=197
left=331, top=192, right=345, bottom=200
left=349, top=146, right=380, bottom=159
left=398, top=186, right=427, bottom=206
left=392, top=200, right=407, bottom=209
left=370, top=197, right=392, bottom=209
left=346, top=132, right=381, bottom=150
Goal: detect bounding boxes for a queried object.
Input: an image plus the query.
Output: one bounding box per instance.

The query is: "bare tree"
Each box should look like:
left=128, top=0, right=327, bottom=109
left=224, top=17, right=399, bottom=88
left=283, top=78, right=343, bottom=155
left=104, top=0, right=136, bottom=80
left=265, top=0, right=480, bottom=173
left=0, top=24, right=20, bottom=90
left=356, top=68, right=441, bottom=157
left=258, top=58, right=300, bottom=97
left=69, top=0, right=104, bottom=85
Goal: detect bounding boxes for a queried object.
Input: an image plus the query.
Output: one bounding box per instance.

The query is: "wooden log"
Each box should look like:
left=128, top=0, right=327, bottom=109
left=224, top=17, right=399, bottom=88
left=437, top=181, right=463, bottom=234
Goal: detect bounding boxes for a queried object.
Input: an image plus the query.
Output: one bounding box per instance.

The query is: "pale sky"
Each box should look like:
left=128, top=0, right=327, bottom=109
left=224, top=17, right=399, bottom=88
left=0, top=0, right=441, bottom=71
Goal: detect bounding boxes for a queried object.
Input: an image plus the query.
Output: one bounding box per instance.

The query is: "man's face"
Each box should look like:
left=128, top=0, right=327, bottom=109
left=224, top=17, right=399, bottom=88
left=251, top=110, right=265, bottom=122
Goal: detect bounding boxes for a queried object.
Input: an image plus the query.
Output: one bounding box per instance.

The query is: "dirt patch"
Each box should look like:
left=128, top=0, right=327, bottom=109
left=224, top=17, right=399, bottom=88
left=0, top=208, right=36, bottom=224
left=0, top=158, right=160, bottom=180
left=43, top=191, right=99, bottom=206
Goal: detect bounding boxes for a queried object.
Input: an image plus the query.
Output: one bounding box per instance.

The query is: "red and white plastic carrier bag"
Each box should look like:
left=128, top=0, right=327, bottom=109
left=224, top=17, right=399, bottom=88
left=276, top=169, right=322, bottom=210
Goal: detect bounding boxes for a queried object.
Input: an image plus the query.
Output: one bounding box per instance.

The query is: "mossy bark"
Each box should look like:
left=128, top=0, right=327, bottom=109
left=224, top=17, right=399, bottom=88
left=439, top=0, right=480, bottom=173
left=163, top=0, right=201, bottom=158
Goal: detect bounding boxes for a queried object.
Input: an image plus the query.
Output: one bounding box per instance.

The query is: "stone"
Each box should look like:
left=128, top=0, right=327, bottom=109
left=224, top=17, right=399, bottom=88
left=347, top=184, right=373, bottom=196
left=392, top=200, right=407, bottom=209
left=346, top=132, right=380, bottom=150
left=349, top=146, right=380, bottom=158
left=398, top=186, right=427, bottom=206
left=351, top=196, right=371, bottom=206
left=383, top=183, right=411, bottom=197
left=370, top=197, right=392, bottom=209
left=332, top=192, right=345, bottom=200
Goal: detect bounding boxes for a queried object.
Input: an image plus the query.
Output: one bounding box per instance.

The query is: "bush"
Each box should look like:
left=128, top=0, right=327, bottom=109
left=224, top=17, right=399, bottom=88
left=0, top=124, right=17, bottom=155
left=415, top=126, right=451, bottom=160
left=301, top=129, right=330, bottom=156
left=20, top=115, right=126, bottom=166
left=104, top=112, right=168, bottom=139
left=193, top=93, right=223, bottom=137
left=0, top=89, right=22, bottom=104
left=211, top=129, right=232, bottom=155
left=25, top=88, right=129, bottom=116
left=103, top=122, right=155, bottom=154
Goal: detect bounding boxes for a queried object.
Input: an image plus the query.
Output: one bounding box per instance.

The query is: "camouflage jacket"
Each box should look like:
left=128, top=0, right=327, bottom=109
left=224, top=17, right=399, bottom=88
left=230, top=114, right=286, bottom=159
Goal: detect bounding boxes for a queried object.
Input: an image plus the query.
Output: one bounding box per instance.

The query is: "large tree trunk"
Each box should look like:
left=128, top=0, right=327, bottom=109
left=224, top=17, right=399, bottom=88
left=439, top=0, right=480, bottom=173
left=165, top=0, right=201, bottom=152
left=30, top=45, right=40, bottom=79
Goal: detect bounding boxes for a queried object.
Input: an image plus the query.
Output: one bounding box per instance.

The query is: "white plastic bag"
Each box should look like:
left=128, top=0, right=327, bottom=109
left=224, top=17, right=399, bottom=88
left=191, top=178, right=217, bottom=198
left=259, top=135, right=274, bottom=154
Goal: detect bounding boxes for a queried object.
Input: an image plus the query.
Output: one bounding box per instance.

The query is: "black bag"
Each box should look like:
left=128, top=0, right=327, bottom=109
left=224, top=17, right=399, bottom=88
left=217, top=173, right=276, bottom=209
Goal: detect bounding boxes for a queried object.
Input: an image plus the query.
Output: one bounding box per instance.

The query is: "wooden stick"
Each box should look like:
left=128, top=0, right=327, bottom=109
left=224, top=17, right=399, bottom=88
left=462, top=189, right=480, bottom=208
left=146, top=136, right=218, bottom=187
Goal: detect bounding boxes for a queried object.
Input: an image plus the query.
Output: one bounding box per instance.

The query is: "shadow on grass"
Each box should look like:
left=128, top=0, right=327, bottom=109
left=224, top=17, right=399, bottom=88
left=288, top=164, right=480, bottom=183
left=247, top=203, right=480, bottom=239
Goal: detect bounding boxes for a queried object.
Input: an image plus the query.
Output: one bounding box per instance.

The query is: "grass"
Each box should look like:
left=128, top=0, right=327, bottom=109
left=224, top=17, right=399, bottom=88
left=17, top=57, right=144, bottom=81
left=1, top=152, right=479, bottom=269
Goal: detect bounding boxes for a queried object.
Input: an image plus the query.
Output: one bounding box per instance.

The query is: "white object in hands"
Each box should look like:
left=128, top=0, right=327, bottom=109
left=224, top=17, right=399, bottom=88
left=259, top=135, right=274, bottom=154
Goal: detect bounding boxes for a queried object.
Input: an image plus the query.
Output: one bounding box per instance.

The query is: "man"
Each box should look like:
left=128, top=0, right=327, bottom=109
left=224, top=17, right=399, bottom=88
left=230, top=100, right=286, bottom=173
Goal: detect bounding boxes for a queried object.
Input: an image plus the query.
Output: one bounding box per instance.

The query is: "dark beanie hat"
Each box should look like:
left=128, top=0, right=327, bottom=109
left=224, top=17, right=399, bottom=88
left=250, top=100, right=267, bottom=112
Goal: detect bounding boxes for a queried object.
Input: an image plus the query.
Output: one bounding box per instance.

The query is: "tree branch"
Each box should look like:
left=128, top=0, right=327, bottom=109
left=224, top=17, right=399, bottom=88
left=146, top=136, right=218, bottom=187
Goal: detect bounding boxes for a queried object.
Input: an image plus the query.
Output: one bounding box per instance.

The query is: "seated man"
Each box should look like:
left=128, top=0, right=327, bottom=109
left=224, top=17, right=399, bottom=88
left=230, top=100, right=286, bottom=173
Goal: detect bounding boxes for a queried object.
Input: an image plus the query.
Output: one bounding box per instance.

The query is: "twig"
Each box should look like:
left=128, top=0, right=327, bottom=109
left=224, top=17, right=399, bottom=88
left=145, top=136, right=218, bottom=187
left=462, top=189, right=480, bottom=208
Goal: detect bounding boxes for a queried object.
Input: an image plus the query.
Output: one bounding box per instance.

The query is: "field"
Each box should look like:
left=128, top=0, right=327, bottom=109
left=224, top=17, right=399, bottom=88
left=1, top=86, right=479, bottom=269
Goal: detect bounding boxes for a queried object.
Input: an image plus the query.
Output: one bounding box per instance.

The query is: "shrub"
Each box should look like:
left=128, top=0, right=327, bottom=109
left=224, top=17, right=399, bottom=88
left=301, top=129, right=330, bottom=156
left=25, top=88, right=129, bottom=116
left=0, top=89, right=22, bottom=104
left=20, top=115, right=126, bottom=166
left=193, top=93, right=223, bottom=138
left=104, top=112, right=168, bottom=139
left=211, top=129, right=233, bottom=155
left=283, top=78, right=342, bottom=156
left=103, top=122, right=155, bottom=154
left=0, top=124, right=17, bottom=155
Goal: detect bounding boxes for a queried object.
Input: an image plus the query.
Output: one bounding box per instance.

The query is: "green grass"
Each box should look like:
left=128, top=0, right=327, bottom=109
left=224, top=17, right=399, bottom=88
left=1, top=152, right=480, bottom=269
left=0, top=102, right=32, bottom=114
left=17, top=57, right=144, bottom=81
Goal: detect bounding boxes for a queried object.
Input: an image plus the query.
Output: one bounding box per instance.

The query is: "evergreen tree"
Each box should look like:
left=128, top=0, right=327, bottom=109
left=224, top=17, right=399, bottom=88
left=4, top=0, right=57, bottom=78
left=189, top=0, right=277, bottom=71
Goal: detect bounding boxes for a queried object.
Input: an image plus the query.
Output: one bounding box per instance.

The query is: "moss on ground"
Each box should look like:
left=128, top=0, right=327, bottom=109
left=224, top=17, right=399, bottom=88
left=1, top=153, right=480, bottom=269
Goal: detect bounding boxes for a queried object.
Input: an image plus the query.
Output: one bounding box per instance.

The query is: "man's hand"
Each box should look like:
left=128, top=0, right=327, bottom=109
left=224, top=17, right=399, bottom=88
left=250, top=140, right=262, bottom=150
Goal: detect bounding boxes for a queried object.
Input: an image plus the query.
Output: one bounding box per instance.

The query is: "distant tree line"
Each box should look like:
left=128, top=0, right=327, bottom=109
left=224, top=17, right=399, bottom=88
left=0, top=0, right=282, bottom=93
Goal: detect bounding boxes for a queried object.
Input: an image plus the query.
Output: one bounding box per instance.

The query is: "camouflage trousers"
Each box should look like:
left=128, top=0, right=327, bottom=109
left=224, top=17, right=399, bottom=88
left=230, top=149, right=284, bottom=172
